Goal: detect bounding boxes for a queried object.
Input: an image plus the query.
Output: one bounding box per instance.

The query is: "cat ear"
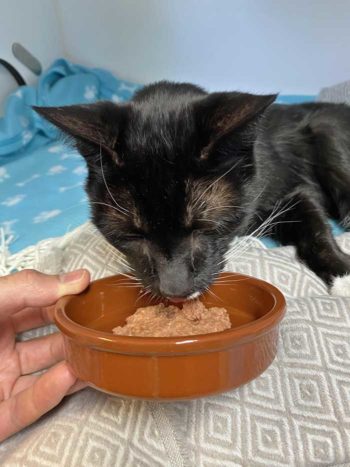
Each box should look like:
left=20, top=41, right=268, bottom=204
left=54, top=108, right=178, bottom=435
left=194, top=92, right=277, bottom=161
left=33, top=103, right=124, bottom=165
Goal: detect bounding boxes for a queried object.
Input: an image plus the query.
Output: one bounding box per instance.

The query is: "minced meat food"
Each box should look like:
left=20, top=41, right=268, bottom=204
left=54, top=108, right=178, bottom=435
left=112, top=299, right=231, bottom=337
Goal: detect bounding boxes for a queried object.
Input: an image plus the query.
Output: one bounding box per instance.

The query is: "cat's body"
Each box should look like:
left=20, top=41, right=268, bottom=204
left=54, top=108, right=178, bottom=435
left=35, top=82, right=350, bottom=298
left=243, top=101, right=350, bottom=286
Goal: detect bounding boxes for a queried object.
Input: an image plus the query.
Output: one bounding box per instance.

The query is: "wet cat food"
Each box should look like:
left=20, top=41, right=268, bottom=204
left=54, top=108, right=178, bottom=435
left=112, top=299, right=231, bottom=337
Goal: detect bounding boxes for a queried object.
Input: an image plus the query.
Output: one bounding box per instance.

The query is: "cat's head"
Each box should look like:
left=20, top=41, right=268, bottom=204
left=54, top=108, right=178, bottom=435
left=34, top=82, right=276, bottom=299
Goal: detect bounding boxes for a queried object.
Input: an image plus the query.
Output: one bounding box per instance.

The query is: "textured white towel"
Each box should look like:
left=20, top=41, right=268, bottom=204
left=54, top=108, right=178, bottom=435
left=1, top=222, right=350, bottom=466
left=318, top=80, right=350, bottom=104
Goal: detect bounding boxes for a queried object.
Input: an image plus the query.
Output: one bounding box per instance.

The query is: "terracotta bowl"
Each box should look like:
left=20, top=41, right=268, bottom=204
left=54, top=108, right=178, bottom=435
left=55, top=272, right=286, bottom=400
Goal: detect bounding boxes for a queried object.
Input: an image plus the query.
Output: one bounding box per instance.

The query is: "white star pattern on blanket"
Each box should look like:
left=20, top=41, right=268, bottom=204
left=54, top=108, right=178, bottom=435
left=61, top=152, right=80, bottom=160
left=19, top=116, right=30, bottom=128
left=16, top=174, right=40, bottom=187
left=0, top=167, right=10, bottom=182
left=1, top=194, right=26, bottom=207
left=48, top=165, right=67, bottom=175
left=118, top=82, right=138, bottom=93
left=48, top=145, right=64, bottom=153
left=73, top=166, right=88, bottom=175
left=84, top=85, right=97, bottom=100
left=21, top=130, right=33, bottom=145
left=59, top=181, right=84, bottom=192
left=0, top=142, right=89, bottom=252
left=33, top=209, right=62, bottom=223
left=111, top=94, right=122, bottom=103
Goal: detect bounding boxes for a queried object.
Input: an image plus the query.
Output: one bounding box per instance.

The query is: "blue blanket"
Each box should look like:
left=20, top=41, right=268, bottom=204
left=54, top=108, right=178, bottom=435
left=1, top=58, right=330, bottom=253
left=0, top=59, right=140, bottom=253
left=0, top=58, right=140, bottom=155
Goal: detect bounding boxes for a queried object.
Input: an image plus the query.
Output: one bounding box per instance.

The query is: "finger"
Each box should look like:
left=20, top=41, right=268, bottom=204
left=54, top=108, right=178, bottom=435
left=17, top=333, right=64, bottom=375
left=67, top=379, right=88, bottom=395
left=0, top=269, right=90, bottom=315
left=11, top=373, right=87, bottom=397
left=0, top=362, right=77, bottom=442
left=0, top=317, right=14, bottom=353
left=10, top=374, right=40, bottom=396
left=11, top=305, right=55, bottom=333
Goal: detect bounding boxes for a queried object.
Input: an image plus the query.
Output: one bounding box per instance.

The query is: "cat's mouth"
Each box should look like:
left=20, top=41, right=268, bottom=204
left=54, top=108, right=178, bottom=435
left=166, top=291, right=201, bottom=302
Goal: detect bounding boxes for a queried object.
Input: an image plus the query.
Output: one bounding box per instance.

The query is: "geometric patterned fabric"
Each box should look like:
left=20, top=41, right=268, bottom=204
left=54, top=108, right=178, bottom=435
left=1, top=222, right=350, bottom=467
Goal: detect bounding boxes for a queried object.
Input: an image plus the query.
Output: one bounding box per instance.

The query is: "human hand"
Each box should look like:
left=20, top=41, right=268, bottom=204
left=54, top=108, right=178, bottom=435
left=0, top=268, right=90, bottom=442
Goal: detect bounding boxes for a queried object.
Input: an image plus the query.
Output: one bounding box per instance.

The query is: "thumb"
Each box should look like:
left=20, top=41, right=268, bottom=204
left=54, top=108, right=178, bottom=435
left=0, top=269, right=90, bottom=315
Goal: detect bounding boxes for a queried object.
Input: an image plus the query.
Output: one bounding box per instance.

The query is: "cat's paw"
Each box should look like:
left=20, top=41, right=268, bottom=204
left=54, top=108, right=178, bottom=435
left=330, top=274, right=350, bottom=297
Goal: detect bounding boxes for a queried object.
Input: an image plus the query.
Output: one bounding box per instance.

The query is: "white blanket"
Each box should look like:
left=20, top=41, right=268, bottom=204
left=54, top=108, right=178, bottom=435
left=1, top=222, right=350, bottom=467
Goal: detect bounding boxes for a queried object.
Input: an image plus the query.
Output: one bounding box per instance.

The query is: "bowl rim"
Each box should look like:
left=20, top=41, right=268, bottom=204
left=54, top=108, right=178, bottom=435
left=55, top=272, right=286, bottom=355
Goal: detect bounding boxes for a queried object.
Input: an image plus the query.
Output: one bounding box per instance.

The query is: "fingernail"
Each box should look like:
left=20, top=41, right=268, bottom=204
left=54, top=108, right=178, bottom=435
left=59, top=269, right=86, bottom=283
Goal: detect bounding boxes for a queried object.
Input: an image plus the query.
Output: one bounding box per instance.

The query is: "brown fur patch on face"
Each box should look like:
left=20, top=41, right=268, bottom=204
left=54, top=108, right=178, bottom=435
left=184, top=178, right=235, bottom=229
left=94, top=188, right=147, bottom=233
left=132, top=209, right=144, bottom=230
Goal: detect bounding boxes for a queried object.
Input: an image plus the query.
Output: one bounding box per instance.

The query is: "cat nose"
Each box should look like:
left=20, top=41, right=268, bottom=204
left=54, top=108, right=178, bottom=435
left=158, top=264, right=193, bottom=298
left=159, top=283, right=193, bottom=299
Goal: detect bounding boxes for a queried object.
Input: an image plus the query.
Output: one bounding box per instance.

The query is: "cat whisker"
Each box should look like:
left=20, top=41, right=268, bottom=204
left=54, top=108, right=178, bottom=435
left=192, top=160, right=240, bottom=210
left=106, top=283, right=141, bottom=289
left=193, top=218, right=222, bottom=227
left=120, top=273, right=143, bottom=286
left=112, top=278, right=139, bottom=284
left=113, top=254, right=133, bottom=267
left=220, top=198, right=300, bottom=265
left=150, top=292, right=159, bottom=302
left=135, top=288, right=151, bottom=304
left=109, top=280, right=141, bottom=286
left=99, top=144, right=130, bottom=217
left=206, top=288, right=223, bottom=303
left=145, top=290, right=155, bottom=305
left=204, top=205, right=245, bottom=212
left=86, top=237, right=135, bottom=271
left=213, top=277, right=252, bottom=284
left=89, top=201, right=130, bottom=218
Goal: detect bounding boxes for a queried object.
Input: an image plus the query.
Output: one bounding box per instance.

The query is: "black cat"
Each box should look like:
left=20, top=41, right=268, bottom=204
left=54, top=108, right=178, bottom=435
left=34, top=81, right=350, bottom=299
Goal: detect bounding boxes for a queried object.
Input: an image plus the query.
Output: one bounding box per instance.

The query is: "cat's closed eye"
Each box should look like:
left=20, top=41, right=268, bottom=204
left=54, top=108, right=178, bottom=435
left=119, top=233, right=146, bottom=242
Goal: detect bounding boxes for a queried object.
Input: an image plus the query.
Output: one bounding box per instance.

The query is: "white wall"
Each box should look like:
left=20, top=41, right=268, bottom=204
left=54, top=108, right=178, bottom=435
left=57, top=0, right=350, bottom=95
left=0, top=0, right=63, bottom=112
left=1, top=0, right=350, bottom=102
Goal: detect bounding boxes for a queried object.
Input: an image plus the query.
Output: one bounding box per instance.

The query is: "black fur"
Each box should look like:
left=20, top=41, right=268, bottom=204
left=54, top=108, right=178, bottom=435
left=34, top=82, right=350, bottom=297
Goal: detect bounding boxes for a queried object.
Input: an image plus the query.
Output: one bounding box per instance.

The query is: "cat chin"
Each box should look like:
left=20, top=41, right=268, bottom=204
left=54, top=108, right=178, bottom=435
left=187, top=291, right=201, bottom=300
left=330, top=274, right=350, bottom=297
